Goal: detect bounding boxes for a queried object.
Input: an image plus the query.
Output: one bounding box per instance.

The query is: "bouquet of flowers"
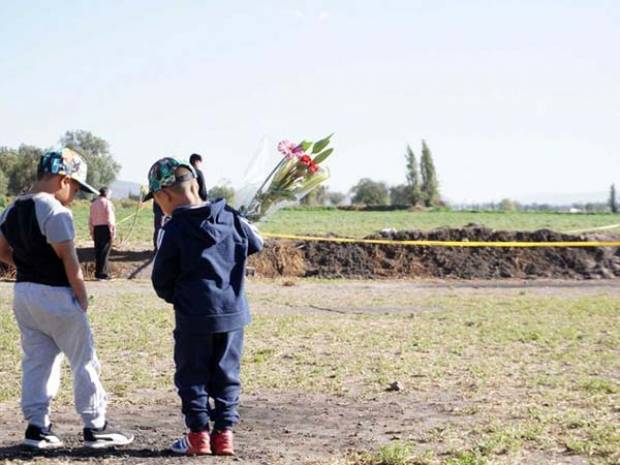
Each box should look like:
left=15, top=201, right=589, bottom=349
left=239, top=134, right=334, bottom=222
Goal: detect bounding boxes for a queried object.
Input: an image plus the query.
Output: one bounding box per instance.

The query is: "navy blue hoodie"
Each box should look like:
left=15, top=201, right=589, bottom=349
left=151, top=199, right=263, bottom=334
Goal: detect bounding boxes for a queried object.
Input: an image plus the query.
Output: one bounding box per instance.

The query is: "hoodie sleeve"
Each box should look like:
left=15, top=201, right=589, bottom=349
left=239, top=217, right=264, bottom=256
left=151, top=223, right=179, bottom=304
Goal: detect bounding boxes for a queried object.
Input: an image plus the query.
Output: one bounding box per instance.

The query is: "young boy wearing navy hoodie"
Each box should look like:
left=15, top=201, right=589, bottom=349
left=145, top=158, right=263, bottom=456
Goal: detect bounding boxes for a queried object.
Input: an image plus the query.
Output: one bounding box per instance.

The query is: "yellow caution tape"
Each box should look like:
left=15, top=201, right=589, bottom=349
left=262, top=232, right=620, bottom=248
left=565, top=223, right=620, bottom=234
left=116, top=213, right=137, bottom=226
left=116, top=204, right=148, bottom=226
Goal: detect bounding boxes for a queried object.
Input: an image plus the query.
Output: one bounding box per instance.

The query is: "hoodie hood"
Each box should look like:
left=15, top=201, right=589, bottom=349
left=172, top=199, right=232, bottom=245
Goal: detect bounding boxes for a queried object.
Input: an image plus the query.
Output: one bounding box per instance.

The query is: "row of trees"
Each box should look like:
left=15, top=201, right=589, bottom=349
left=0, top=130, right=121, bottom=196
left=297, top=141, right=443, bottom=207
left=8, top=133, right=613, bottom=214
left=496, top=185, right=619, bottom=214
left=332, top=140, right=442, bottom=207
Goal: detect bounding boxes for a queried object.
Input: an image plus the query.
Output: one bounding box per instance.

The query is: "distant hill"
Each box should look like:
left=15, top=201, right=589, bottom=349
left=110, top=180, right=142, bottom=199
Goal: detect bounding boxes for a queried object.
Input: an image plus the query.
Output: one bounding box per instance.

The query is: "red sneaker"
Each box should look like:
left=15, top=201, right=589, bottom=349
left=211, top=429, right=235, bottom=456
left=171, top=431, right=211, bottom=455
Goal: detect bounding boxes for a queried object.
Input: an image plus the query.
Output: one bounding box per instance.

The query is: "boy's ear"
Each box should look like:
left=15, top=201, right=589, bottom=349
left=155, top=190, right=172, bottom=203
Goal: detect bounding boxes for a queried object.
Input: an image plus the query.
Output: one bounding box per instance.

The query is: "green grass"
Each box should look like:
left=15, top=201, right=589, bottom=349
left=0, top=281, right=618, bottom=464
left=356, top=442, right=428, bottom=465
left=67, top=202, right=620, bottom=245
left=259, top=208, right=620, bottom=238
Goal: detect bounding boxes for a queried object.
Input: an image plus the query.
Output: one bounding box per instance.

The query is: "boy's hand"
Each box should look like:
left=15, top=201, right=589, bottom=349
left=76, top=295, right=95, bottom=313
left=78, top=295, right=89, bottom=312
left=51, top=240, right=89, bottom=312
left=0, top=234, right=15, bottom=267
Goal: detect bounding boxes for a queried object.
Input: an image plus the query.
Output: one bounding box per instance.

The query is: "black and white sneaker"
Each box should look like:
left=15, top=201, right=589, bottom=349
left=83, top=422, right=134, bottom=449
left=23, top=424, right=64, bottom=449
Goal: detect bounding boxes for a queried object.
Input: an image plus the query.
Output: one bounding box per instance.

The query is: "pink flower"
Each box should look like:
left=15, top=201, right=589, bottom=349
left=277, top=140, right=304, bottom=159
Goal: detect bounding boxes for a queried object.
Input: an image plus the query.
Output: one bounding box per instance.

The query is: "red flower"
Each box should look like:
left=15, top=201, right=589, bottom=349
left=308, top=161, right=319, bottom=174
left=299, top=155, right=312, bottom=166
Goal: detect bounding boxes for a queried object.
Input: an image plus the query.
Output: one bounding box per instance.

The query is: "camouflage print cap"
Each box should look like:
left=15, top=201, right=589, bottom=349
left=38, top=148, right=98, bottom=194
left=144, top=157, right=196, bottom=201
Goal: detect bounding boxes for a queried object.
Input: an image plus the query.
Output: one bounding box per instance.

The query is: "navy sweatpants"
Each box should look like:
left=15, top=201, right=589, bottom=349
left=174, top=329, right=244, bottom=432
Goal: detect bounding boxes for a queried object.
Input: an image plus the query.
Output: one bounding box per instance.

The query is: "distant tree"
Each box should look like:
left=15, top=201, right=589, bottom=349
left=208, top=185, right=236, bottom=204
left=60, top=130, right=121, bottom=188
left=584, top=202, right=608, bottom=213
left=350, top=178, right=389, bottom=206
left=610, top=184, right=618, bottom=213
left=389, top=184, right=411, bottom=206
left=0, top=169, right=8, bottom=196
left=499, top=198, right=519, bottom=212
left=0, top=147, right=18, bottom=175
left=327, top=191, right=346, bottom=206
left=300, top=185, right=328, bottom=206
left=0, top=147, right=19, bottom=194
left=405, top=145, right=422, bottom=206
left=1, top=145, right=43, bottom=194
left=420, top=140, right=441, bottom=207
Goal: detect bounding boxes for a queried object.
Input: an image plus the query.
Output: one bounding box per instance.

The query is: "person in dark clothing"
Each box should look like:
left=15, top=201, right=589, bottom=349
left=89, top=187, right=116, bottom=280
left=189, top=153, right=208, bottom=201
left=146, top=158, right=262, bottom=456
left=152, top=201, right=164, bottom=250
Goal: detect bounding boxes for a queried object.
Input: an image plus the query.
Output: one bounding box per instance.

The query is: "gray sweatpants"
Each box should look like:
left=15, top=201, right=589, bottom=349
left=12, top=282, right=107, bottom=429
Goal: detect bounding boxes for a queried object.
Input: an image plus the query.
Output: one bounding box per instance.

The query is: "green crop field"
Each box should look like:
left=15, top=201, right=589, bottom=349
left=258, top=208, right=620, bottom=238
left=66, top=201, right=620, bottom=246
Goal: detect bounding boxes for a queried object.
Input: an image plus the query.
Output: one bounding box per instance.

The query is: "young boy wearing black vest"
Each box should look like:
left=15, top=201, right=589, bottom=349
left=0, top=149, right=133, bottom=450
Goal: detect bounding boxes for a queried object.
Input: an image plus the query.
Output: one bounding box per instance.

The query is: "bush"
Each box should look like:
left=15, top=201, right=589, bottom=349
left=350, top=178, right=389, bottom=206
left=120, top=199, right=139, bottom=209
left=208, top=185, right=235, bottom=204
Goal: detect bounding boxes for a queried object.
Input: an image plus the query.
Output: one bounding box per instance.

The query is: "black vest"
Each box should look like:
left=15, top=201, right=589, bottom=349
left=1, top=198, right=70, bottom=287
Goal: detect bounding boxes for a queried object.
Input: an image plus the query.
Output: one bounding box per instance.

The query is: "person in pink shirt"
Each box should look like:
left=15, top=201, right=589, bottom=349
left=89, top=187, right=116, bottom=280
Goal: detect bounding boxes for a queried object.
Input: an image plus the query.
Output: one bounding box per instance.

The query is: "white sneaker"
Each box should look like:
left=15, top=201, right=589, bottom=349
left=83, top=422, right=134, bottom=449
left=23, top=424, right=63, bottom=450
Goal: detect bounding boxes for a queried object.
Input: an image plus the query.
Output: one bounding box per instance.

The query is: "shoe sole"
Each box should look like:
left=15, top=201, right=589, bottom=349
left=22, top=439, right=64, bottom=450
left=171, top=447, right=212, bottom=455
left=84, top=436, right=134, bottom=449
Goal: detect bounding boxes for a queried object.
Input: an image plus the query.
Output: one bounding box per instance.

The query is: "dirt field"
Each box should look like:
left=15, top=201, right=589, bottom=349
left=0, top=279, right=618, bottom=465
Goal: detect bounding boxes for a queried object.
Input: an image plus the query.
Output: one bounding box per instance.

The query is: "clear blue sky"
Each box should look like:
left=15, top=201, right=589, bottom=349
left=1, top=0, right=618, bottom=203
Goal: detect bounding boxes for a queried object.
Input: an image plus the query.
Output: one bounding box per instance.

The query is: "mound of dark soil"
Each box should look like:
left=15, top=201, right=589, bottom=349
left=250, top=226, right=620, bottom=280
